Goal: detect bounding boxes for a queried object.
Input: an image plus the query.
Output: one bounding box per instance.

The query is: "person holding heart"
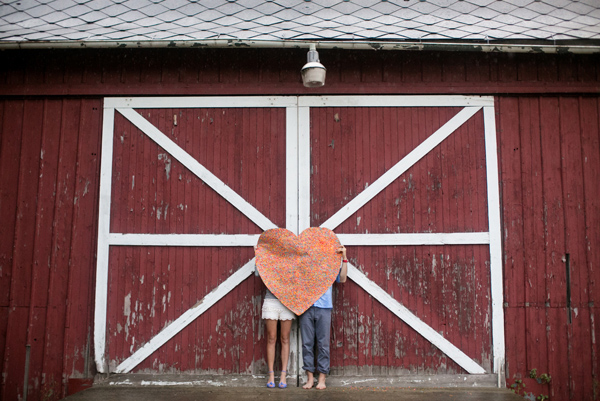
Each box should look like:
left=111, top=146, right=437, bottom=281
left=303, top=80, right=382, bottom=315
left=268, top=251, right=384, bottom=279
left=254, top=245, right=295, bottom=389
left=300, top=245, right=348, bottom=390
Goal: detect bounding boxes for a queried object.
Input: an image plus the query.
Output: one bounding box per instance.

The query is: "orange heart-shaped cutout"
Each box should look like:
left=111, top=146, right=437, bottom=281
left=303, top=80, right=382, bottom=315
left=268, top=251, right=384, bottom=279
left=255, top=227, right=341, bottom=315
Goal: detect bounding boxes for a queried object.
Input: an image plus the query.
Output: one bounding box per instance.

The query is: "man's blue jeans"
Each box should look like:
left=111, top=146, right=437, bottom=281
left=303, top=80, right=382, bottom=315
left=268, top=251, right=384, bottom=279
left=299, top=306, right=332, bottom=374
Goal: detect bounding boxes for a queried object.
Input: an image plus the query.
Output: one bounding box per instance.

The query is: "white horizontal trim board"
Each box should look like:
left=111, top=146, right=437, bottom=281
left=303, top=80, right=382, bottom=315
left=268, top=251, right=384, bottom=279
left=105, top=96, right=298, bottom=109
left=347, top=264, right=486, bottom=374
left=298, top=95, right=494, bottom=108
left=337, top=232, right=490, bottom=246
left=322, top=106, right=482, bottom=231
left=115, top=259, right=255, bottom=373
left=117, top=108, right=277, bottom=232
left=108, top=234, right=261, bottom=246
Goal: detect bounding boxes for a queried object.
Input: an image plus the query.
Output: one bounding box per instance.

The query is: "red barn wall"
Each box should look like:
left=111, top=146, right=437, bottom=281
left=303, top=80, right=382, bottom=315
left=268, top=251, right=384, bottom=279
left=0, top=48, right=599, bottom=400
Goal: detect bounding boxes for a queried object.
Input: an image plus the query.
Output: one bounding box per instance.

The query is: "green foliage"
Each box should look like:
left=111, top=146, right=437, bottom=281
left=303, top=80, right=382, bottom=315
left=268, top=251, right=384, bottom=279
left=538, top=373, right=551, bottom=384
left=509, top=369, right=552, bottom=401
left=510, top=379, right=526, bottom=395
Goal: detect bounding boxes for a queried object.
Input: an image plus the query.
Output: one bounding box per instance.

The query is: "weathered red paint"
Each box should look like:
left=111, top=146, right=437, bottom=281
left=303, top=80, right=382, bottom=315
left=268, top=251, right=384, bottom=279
left=309, top=106, right=492, bottom=374
left=104, top=107, right=286, bottom=373
left=498, top=96, right=600, bottom=401
left=1, top=47, right=599, bottom=400
left=0, top=49, right=599, bottom=96
left=0, top=99, right=102, bottom=400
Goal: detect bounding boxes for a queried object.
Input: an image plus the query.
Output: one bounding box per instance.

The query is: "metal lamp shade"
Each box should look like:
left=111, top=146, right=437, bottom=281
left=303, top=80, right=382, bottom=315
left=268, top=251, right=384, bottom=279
left=301, top=62, right=326, bottom=87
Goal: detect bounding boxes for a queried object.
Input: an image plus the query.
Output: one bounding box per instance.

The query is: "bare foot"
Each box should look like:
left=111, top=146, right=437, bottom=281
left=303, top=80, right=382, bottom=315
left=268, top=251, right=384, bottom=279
left=316, top=373, right=326, bottom=390
left=303, top=371, right=314, bottom=389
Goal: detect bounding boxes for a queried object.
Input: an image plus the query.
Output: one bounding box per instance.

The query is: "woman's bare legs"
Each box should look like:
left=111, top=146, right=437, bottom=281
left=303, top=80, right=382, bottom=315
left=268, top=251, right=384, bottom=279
left=279, top=320, right=292, bottom=386
left=265, top=319, right=278, bottom=386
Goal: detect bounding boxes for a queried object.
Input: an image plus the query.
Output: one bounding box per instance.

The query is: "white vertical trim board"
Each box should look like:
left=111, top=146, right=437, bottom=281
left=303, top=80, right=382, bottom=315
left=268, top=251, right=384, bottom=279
left=483, top=106, right=505, bottom=374
left=94, top=106, right=115, bottom=373
left=286, top=106, right=299, bottom=235
left=285, top=105, right=300, bottom=377
left=297, top=106, right=311, bottom=232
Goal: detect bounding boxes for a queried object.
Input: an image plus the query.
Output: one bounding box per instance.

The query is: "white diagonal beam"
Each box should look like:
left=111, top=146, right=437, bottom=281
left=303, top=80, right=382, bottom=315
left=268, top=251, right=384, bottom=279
left=347, top=264, right=486, bottom=374
left=321, top=106, right=482, bottom=230
left=117, top=107, right=277, bottom=232
left=115, top=259, right=255, bottom=373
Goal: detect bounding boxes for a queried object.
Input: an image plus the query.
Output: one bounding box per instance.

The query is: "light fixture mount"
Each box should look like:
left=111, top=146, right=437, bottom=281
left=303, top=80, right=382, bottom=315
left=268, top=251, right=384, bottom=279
left=301, top=43, right=326, bottom=88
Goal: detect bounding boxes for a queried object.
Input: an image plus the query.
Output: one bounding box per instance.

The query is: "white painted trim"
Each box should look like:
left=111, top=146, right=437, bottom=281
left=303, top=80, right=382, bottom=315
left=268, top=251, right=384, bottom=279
left=337, top=232, right=490, bottom=246
left=115, top=259, right=255, bottom=373
left=94, top=106, right=115, bottom=373
left=117, top=108, right=277, bottom=231
left=298, top=106, right=311, bottom=232
left=322, top=106, right=482, bottom=230
left=105, top=96, right=298, bottom=109
left=483, top=106, right=505, bottom=374
left=286, top=106, right=299, bottom=235
left=95, top=95, right=503, bottom=378
left=108, top=234, right=260, bottom=247
left=295, top=105, right=312, bottom=381
left=286, top=106, right=300, bottom=376
left=298, top=95, right=494, bottom=108
left=347, top=264, right=486, bottom=374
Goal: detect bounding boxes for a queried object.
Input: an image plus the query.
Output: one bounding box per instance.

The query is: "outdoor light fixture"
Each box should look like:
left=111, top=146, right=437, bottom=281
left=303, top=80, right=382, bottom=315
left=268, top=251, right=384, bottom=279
left=301, top=43, right=326, bottom=87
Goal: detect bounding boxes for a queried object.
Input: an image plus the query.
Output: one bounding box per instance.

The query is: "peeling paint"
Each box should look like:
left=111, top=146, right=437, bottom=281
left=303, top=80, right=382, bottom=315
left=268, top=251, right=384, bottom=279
left=158, top=153, right=172, bottom=180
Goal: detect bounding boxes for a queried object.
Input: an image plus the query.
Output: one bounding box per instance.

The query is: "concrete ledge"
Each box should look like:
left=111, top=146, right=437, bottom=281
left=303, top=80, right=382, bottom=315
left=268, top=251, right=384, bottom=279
left=97, top=373, right=499, bottom=389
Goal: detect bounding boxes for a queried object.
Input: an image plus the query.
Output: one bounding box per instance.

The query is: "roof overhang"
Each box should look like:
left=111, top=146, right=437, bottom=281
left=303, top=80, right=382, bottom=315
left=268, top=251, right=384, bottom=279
left=2, top=39, right=600, bottom=55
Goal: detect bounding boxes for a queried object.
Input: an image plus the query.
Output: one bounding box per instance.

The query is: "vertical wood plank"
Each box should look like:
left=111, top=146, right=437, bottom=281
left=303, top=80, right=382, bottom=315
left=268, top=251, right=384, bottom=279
left=0, top=100, right=24, bottom=307
left=9, top=100, right=44, bottom=307
left=579, top=97, right=600, bottom=305
left=540, top=97, right=566, bottom=307
left=63, top=98, right=102, bottom=382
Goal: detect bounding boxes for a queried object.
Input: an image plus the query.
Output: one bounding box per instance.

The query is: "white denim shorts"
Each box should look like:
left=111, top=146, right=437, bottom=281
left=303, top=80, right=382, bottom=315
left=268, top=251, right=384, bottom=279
left=262, top=298, right=296, bottom=321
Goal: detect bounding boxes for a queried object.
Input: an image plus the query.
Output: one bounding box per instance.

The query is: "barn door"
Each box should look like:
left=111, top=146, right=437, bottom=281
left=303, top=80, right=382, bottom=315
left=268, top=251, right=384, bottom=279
left=299, top=96, right=503, bottom=383
left=94, top=97, right=301, bottom=376
left=94, top=96, right=503, bottom=384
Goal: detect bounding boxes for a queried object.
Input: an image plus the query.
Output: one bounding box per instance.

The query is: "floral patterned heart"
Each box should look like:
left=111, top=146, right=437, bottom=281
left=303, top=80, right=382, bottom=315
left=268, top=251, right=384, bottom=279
left=255, top=227, right=342, bottom=315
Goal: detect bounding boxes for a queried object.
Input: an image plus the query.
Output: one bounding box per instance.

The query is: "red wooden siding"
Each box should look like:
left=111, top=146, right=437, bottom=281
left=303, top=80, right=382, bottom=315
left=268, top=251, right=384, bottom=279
left=308, top=106, right=492, bottom=374
left=0, top=99, right=102, bottom=400
left=1, top=47, right=599, bottom=401
left=0, top=48, right=599, bottom=97
left=105, top=107, right=286, bottom=372
left=498, top=96, right=600, bottom=401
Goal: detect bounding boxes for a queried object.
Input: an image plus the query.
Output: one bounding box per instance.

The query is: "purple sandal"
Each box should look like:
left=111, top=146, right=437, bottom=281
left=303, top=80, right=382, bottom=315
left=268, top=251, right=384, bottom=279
left=266, top=371, right=275, bottom=388
left=278, top=370, right=287, bottom=389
